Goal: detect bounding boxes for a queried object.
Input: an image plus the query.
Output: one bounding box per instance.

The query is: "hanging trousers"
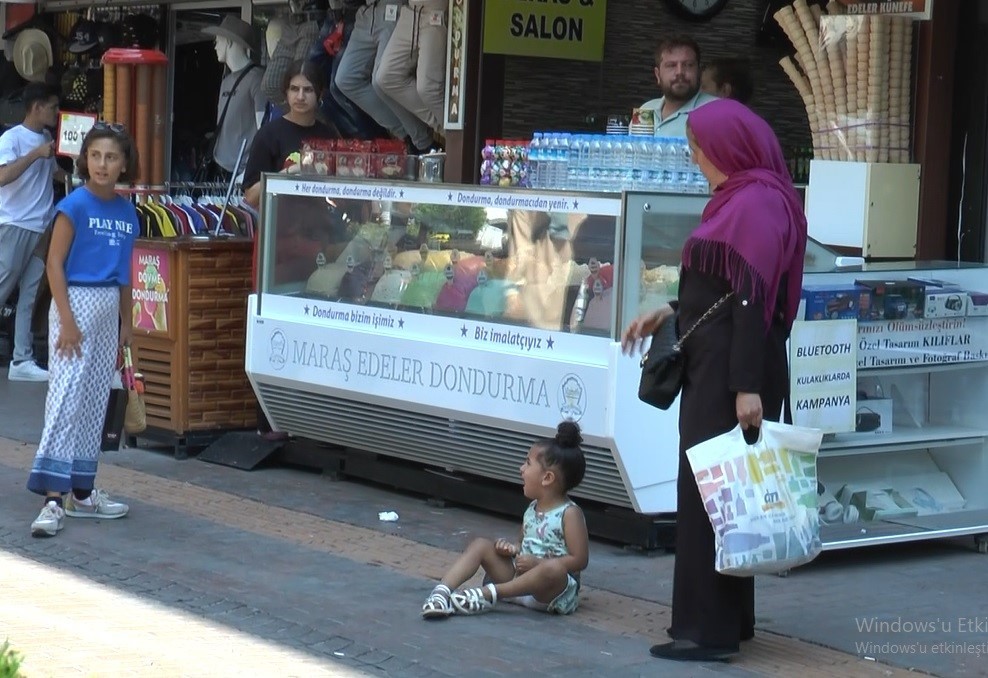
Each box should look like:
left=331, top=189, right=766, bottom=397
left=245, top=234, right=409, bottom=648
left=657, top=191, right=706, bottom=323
left=374, top=0, right=447, bottom=132
left=334, top=0, right=433, bottom=149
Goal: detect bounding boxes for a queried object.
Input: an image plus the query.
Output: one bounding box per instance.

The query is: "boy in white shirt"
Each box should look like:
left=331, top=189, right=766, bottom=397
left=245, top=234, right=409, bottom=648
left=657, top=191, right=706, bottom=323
left=0, top=83, right=65, bottom=381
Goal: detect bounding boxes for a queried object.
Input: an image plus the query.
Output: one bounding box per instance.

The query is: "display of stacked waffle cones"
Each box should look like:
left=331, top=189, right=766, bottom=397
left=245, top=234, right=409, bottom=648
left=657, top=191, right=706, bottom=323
left=774, top=0, right=914, bottom=163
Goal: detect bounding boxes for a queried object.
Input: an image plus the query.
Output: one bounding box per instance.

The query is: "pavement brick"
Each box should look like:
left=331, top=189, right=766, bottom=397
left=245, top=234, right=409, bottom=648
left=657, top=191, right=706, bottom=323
left=311, top=637, right=357, bottom=655
left=2, top=434, right=981, bottom=678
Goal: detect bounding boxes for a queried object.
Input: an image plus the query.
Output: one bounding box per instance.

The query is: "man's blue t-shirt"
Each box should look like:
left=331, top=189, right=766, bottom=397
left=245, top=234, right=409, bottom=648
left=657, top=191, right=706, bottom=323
left=57, top=187, right=139, bottom=286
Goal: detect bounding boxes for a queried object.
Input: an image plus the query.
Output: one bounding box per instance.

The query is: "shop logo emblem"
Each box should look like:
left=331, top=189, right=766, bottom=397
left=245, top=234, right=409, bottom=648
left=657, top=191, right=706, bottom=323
left=558, top=373, right=587, bottom=423
left=269, top=329, right=287, bottom=371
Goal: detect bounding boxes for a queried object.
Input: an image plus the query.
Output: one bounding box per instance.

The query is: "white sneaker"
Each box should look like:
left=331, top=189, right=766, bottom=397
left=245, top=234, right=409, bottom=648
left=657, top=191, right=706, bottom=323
left=31, top=501, right=65, bottom=537
left=64, top=489, right=129, bottom=519
left=8, top=360, right=49, bottom=382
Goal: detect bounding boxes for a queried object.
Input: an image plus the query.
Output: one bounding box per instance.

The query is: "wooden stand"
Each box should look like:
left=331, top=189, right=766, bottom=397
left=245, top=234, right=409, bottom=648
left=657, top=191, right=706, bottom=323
left=129, top=236, right=257, bottom=457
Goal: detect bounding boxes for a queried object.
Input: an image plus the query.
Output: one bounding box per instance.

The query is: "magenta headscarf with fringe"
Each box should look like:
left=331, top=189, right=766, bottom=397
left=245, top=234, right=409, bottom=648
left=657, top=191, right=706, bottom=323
left=684, top=99, right=807, bottom=330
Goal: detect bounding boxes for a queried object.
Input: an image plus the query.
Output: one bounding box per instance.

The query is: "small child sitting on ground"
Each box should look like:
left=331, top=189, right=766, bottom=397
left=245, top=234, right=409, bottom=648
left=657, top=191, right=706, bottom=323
left=421, top=421, right=589, bottom=618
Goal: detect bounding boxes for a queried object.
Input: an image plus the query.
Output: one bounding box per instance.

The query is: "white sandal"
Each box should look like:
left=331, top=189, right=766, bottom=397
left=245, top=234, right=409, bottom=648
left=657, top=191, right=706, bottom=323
left=421, top=584, right=453, bottom=619
left=451, top=583, right=497, bottom=615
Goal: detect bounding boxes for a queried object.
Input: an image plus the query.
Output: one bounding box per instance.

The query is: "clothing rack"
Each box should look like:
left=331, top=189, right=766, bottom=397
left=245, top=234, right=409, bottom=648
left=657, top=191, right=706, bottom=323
left=127, top=182, right=255, bottom=240
left=162, top=181, right=241, bottom=192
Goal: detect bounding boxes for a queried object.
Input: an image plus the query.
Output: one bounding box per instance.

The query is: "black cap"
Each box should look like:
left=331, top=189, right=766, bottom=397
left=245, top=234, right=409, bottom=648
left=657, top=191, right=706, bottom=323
left=95, top=22, right=122, bottom=53
left=121, top=14, right=159, bottom=49
left=68, top=19, right=99, bottom=55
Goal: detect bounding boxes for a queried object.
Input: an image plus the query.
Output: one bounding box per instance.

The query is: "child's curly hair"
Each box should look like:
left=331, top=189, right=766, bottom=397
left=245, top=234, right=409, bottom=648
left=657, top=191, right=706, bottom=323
left=536, top=421, right=586, bottom=492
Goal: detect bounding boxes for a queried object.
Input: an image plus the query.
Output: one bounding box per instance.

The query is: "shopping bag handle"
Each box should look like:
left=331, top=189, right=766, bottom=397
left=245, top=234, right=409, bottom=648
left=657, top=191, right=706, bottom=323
left=741, top=425, right=761, bottom=446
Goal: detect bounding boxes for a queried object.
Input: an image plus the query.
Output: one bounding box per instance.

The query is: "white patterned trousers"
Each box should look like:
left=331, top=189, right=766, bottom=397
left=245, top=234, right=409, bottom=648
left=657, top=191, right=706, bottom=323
left=28, top=286, right=119, bottom=495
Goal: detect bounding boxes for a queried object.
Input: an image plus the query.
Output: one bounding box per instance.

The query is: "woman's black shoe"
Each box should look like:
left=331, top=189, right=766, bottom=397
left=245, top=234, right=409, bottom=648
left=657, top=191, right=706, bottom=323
left=649, top=640, right=738, bottom=662
left=666, top=627, right=754, bottom=641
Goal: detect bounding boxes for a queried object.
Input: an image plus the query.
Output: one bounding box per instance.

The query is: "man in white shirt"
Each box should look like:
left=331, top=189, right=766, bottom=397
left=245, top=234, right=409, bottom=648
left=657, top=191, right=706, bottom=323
left=640, top=35, right=719, bottom=138
left=0, top=83, right=65, bottom=382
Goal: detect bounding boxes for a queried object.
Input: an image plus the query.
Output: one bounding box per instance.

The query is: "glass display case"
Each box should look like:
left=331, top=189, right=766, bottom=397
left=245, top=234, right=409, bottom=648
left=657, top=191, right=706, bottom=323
left=619, top=191, right=853, bottom=330
left=247, top=177, right=988, bottom=552
left=258, top=178, right=623, bottom=338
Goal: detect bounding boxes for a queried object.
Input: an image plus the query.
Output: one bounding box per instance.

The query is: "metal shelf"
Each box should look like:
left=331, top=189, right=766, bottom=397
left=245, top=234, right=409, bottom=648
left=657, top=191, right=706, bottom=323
left=819, top=425, right=988, bottom=457
left=821, top=508, right=988, bottom=550
left=858, top=360, right=988, bottom=376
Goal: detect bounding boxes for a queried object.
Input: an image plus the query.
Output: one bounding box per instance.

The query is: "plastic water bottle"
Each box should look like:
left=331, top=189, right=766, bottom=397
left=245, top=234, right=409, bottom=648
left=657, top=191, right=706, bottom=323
left=587, top=134, right=604, bottom=191
left=528, top=133, right=543, bottom=189
left=692, top=170, right=709, bottom=194
left=652, top=138, right=666, bottom=191
left=577, top=135, right=591, bottom=190
left=556, top=133, right=571, bottom=190
left=675, top=138, right=692, bottom=193
left=541, top=133, right=556, bottom=189
left=566, top=134, right=581, bottom=190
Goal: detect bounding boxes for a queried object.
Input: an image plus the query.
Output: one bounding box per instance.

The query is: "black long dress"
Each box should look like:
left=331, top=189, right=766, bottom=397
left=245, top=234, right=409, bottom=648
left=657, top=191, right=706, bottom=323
left=669, top=268, right=791, bottom=651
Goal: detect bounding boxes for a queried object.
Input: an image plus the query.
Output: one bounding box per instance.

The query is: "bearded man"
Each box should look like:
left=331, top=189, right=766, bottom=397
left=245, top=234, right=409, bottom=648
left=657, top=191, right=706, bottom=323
left=640, top=35, right=719, bottom=138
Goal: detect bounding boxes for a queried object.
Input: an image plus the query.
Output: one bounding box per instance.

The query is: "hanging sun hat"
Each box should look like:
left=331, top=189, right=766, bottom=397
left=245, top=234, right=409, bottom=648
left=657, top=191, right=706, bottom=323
left=202, top=16, right=257, bottom=53
left=12, top=29, right=52, bottom=83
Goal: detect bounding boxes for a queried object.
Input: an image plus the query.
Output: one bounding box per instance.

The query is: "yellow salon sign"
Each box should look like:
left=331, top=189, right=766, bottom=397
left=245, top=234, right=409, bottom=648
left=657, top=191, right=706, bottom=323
left=483, top=0, right=607, bottom=62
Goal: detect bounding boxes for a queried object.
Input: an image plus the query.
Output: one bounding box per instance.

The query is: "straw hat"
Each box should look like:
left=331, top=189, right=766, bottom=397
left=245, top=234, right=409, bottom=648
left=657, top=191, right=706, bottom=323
left=202, top=16, right=256, bottom=54
left=12, top=29, right=52, bottom=83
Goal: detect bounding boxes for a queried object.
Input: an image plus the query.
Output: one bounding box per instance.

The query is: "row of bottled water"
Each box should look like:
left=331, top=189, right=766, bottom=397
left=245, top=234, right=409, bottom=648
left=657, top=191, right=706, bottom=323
left=528, top=132, right=709, bottom=195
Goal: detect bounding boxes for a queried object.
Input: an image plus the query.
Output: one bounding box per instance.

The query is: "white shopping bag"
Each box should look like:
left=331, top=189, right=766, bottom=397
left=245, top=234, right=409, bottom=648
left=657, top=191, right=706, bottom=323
left=685, top=420, right=824, bottom=576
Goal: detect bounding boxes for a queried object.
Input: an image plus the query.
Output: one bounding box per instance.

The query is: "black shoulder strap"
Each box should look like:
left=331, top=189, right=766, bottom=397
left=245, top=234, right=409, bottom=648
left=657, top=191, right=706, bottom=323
left=216, top=64, right=259, bottom=138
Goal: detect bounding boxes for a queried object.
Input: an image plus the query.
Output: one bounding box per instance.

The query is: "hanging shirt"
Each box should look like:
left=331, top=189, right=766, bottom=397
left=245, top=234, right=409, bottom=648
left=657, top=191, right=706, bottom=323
left=57, top=186, right=139, bottom=286
left=214, top=64, right=266, bottom=174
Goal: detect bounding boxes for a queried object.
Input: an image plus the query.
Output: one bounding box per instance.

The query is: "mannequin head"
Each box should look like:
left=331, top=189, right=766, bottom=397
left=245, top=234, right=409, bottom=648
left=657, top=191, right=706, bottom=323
left=266, top=18, right=286, bottom=58
left=214, top=35, right=250, bottom=71
left=203, top=15, right=256, bottom=69
left=213, top=35, right=230, bottom=63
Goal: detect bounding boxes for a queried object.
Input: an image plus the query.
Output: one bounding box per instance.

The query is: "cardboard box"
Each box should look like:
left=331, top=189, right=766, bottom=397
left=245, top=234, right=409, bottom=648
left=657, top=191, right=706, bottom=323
left=924, top=288, right=968, bottom=318
left=802, top=283, right=871, bottom=321
left=908, top=276, right=959, bottom=288
left=890, top=472, right=967, bottom=515
left=836, top=485, right=919, bottom=521
left=967, top=291, right=988, bottom=317
left=855, top=279, right=925, bottom=320
left=855, top=398, right=892, bottom=434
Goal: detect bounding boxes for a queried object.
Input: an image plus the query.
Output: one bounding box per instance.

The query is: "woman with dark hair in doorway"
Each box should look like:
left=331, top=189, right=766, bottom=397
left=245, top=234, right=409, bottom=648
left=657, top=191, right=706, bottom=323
left=243, top=59, right=339, bottom=208
left=243, top=59, right=339, bottom=441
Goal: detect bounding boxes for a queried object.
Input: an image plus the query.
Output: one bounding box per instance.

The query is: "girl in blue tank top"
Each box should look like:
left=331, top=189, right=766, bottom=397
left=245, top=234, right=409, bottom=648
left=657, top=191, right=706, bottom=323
left=421, top=421, right=590, bottom=618
left=26, top=124, right=139, bottom=537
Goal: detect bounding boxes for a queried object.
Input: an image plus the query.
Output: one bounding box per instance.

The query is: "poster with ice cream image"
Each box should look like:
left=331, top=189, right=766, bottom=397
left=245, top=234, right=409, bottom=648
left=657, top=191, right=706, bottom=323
left=132, top=247, right=170, bottom=333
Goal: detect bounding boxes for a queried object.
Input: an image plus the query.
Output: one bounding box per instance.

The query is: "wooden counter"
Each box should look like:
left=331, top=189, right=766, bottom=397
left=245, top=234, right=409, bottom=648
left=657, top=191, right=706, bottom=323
left=130, top=235, right=256, bottom=454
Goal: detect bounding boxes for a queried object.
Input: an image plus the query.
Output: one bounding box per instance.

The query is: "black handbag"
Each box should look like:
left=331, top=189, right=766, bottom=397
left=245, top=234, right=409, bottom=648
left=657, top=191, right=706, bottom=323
left=638, top=293, right=733, bottom=409
left=101, top=388, right=129, bottom=452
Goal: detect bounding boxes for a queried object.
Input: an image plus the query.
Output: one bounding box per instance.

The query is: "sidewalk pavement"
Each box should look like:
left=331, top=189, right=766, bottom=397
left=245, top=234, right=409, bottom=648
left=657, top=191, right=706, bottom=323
left=1, top=380, right=987, bottom=677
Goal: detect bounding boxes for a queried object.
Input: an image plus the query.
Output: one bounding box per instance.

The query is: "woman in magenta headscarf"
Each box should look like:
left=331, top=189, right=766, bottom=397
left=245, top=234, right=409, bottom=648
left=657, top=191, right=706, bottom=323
left=621, top=99, right=807, bottom=662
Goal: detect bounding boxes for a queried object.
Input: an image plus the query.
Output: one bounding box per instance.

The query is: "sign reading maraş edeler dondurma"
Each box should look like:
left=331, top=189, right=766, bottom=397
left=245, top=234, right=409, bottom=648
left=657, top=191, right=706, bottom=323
left=483, top=0, right=607, bottom=62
